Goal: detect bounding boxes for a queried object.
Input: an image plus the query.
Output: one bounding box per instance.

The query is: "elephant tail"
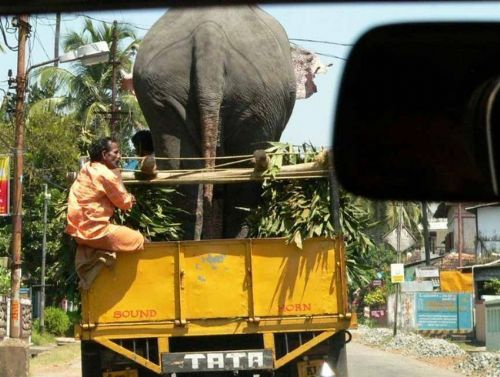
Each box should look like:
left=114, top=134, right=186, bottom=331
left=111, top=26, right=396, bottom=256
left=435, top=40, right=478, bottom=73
left=193, top=21, right=227, bottom=239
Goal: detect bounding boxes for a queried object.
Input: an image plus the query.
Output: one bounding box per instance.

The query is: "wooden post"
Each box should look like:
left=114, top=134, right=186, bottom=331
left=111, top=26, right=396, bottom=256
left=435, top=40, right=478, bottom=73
left=10, top=14, right=29, bottom=339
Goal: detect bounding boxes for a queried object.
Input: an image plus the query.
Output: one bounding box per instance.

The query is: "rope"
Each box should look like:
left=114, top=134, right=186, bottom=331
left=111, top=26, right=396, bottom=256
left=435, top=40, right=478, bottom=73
left=124, top=174, right=329, bottom=185
left=120, top=151, right=315, bottom=161
left=214, top=157, right=254, bottom=168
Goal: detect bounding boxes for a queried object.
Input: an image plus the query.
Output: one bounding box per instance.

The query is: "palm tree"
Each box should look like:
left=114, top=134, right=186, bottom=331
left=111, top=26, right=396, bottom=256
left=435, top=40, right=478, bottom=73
left=64, top=19, right=143, bottom=136
left=355, top=199, right=422, bottom=246
left=30, top=18, right=145, bottom=145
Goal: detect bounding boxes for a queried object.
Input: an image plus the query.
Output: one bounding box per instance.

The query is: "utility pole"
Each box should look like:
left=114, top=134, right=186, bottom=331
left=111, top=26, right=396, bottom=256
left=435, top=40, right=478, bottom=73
left=110, top=20, right=119, bottom=136
left=54, top=13, right=61, bottom=67
left=457, top=203, right=463, bottom=267
left=10, top=14, right=29, bottom=339
left=393, top=203, right=402, bottom=337
left=422, top=201, right=431, bottom=266
left=40, top=184, right=50, bottom=333
left=328, top=151, right=341, bottom=235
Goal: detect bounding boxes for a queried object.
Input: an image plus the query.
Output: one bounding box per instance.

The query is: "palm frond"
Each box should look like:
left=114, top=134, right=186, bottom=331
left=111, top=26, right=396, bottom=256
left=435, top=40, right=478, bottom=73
left=27, top=97, right=66, bottom=118
left=30, top=66, right=74, bottom=92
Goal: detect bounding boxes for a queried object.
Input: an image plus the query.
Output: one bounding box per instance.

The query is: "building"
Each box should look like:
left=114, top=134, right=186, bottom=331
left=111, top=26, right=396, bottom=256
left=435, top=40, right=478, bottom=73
left=465, top=203, right=500, bottom=257
left=434, top=202, right=477, bottom=255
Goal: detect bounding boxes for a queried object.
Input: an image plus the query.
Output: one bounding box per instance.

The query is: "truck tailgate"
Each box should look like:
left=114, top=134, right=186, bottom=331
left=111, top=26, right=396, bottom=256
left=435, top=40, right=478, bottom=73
left=81, top=237, right=347, bottom=325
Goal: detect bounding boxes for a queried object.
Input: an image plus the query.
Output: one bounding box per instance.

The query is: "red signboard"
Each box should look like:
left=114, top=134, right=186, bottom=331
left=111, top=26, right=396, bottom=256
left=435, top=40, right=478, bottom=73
left=0, top=156, right=9, bottom=216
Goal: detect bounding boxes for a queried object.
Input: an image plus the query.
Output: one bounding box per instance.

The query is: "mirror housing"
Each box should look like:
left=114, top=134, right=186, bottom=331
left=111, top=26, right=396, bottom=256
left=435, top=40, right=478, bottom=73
left=334, top=22, right=500, bottom=201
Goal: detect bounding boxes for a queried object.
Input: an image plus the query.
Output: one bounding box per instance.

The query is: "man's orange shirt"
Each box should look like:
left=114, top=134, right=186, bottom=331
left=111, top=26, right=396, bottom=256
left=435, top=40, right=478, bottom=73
left=66, top=162, right=134, bottom=240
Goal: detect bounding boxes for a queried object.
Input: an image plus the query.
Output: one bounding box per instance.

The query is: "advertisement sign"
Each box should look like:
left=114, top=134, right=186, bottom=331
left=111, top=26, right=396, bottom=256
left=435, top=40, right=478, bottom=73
left=0, top=156, right=9, bottom=216
left=416, top=292, right=472, bottom=330
left=416, top=266, right=440, bottom=278
left=391, top=263, right=405, bottom=283
left=401, top=281, right=434, bottom=292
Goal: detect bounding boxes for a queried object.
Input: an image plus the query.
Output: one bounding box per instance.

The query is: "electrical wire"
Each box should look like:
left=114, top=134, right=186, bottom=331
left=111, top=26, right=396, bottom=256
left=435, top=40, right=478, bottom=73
left=26, top=18, right=36, bottom=72
left=290, top=38, right=352, bottom=47
left=0, top=18, right=18, bottom=51
left=76, top=13, right=150, bottom=31
left=315, top=51, right=347, bottom=61
left=3, top=17, right=17, bottom=34
left=33, top=17, right=52, bottom=61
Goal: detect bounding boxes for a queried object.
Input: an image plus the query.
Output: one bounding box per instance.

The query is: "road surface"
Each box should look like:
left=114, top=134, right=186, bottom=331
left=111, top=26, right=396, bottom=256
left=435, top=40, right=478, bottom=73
left=347, top=341, right=463, bottom=377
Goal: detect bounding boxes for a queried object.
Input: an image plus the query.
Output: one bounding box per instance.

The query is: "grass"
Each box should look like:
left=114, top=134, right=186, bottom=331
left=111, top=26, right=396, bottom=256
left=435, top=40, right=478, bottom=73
left=31, top=330, right=56, bottom=346
left=30, top=342, right=80, bottom=371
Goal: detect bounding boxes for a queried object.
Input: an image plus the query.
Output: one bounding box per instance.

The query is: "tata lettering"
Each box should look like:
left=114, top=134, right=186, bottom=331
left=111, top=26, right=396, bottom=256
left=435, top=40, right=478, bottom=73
left=162, top=350, right=274, bottom=373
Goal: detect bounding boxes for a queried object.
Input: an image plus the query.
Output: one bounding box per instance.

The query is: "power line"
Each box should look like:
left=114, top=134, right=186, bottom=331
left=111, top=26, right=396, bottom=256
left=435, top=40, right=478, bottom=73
left=290, top=38, right=352, bottom=47
left=27, top=18, right=36, bottom=70
left=33, top=17, right=52, bottom=61
left=3, top=17, right=17, bottom=34
left=0, top=18, right=18, bottom=51
left=75, top=13, right=150, bottom=31
left=315, top=51, right=347, bottom=61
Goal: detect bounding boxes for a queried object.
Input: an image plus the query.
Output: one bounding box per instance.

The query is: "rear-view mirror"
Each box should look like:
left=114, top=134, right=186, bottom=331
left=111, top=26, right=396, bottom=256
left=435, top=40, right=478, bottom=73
left=334, top=22, right=500, bottom=201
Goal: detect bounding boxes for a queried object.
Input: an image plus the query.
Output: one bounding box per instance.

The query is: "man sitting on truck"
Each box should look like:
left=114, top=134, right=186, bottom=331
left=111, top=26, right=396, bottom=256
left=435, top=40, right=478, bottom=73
left=66, top=137, right=145, bottom=253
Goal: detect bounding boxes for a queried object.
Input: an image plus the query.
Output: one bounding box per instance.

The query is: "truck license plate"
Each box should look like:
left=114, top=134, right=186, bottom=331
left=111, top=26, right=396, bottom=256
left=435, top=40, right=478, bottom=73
left=102, top=369, right=138, bottom=377
left=297, top=359, right=324, bottom=377
left=162, top=349, right=274, bottom=373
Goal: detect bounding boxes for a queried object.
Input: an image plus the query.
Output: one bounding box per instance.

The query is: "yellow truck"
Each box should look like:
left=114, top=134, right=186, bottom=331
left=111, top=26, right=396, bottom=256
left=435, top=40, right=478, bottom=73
left=77, top=237, right=355, bottom=377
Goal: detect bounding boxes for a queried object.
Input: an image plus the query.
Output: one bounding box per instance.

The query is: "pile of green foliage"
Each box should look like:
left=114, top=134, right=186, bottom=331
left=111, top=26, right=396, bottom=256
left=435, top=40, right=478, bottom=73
left=246, top=143, right=382, bottom=292
left=116, top=186, right=185, bottom=241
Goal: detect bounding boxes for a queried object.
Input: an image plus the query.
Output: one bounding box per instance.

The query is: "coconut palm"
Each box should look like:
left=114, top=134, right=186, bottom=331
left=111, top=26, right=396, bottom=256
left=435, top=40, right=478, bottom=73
left=29, top=18, right=145, bottom=145
left=65, top=19, right=143, bottom=135
left=360, top=200, right=422, bottom=245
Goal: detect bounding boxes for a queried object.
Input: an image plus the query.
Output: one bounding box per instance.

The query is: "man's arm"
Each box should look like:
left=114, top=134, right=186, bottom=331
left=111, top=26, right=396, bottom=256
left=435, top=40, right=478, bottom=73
left=99, top=171, right=135, bottom=211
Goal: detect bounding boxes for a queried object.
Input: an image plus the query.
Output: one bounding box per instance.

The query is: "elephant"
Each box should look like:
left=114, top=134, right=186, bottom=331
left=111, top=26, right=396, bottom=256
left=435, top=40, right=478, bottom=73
left=133, top=6, right=305, bottom=239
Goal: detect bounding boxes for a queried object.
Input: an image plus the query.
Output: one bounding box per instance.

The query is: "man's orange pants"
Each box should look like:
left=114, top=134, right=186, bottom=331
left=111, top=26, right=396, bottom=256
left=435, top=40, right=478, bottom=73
left=76, top=224, right=145, bottom=253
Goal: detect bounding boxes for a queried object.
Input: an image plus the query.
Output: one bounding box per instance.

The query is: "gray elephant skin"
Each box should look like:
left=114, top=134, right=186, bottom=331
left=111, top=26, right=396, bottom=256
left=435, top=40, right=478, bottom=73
left=133, top=6, right=297, bottom=239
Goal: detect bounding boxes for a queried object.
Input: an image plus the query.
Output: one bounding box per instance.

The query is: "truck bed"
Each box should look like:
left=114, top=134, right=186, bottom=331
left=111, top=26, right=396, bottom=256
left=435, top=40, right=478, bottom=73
left=78, top=237, right=354, bottom=376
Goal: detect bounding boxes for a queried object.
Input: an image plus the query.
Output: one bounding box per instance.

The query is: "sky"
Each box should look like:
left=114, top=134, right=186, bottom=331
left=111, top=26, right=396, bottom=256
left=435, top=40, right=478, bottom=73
left=2, top=2, right=500, bottom=147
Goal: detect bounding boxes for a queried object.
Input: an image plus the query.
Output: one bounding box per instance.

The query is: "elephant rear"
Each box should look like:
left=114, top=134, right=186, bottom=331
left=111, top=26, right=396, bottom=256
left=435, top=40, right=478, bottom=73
left=133, top=6, right=296, bottom=239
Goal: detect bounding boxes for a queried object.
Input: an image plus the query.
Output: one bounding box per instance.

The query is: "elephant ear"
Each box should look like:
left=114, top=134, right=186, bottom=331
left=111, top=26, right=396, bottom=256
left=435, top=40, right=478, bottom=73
left=291, top=45, right=328, bottom=100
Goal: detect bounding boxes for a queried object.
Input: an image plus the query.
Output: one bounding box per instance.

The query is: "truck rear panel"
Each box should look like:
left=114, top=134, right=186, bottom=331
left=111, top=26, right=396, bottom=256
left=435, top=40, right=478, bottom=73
left=78, top=237, right=354, bottom=376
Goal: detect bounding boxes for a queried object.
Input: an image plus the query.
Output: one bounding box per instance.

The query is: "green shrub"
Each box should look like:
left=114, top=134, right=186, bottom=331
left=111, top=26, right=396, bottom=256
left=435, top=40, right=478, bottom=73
left=66, top=310, right=81, bottom=325
left=484, top=279, right=500, bottom=295
left=364, top=288, right=386, bottom=307
left=44, top=307, right=70, bottom=336
left=31, top=328, right=55, bottom=346
left=359, top=317, right=378, bottom=328
left=65, top=310, right=81, bottom=336
left=0, top=266, right=9, bottom=295
left=32, top=318, right=41, bottom=333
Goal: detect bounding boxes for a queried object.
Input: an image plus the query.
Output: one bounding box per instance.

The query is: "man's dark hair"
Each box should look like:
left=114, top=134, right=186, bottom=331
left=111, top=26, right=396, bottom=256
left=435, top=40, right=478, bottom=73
left=131, top=130, right=154, bottom=156
left=89, top=137, right=116, bottom=162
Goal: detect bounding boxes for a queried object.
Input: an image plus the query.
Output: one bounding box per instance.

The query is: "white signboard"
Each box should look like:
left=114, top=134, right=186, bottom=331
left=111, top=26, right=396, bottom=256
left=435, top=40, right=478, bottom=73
left=391, top=263, right=405, bottom=283
left=384, top=226, right=416, bottom=252
left=401, top=281, right=434, bottom=292
left=416, top=266, right=440, bottom=278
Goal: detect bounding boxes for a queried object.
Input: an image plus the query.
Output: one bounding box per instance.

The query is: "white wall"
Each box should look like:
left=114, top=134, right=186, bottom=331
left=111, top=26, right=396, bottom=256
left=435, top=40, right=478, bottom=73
left=477, top=207, right=500, bottom=253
